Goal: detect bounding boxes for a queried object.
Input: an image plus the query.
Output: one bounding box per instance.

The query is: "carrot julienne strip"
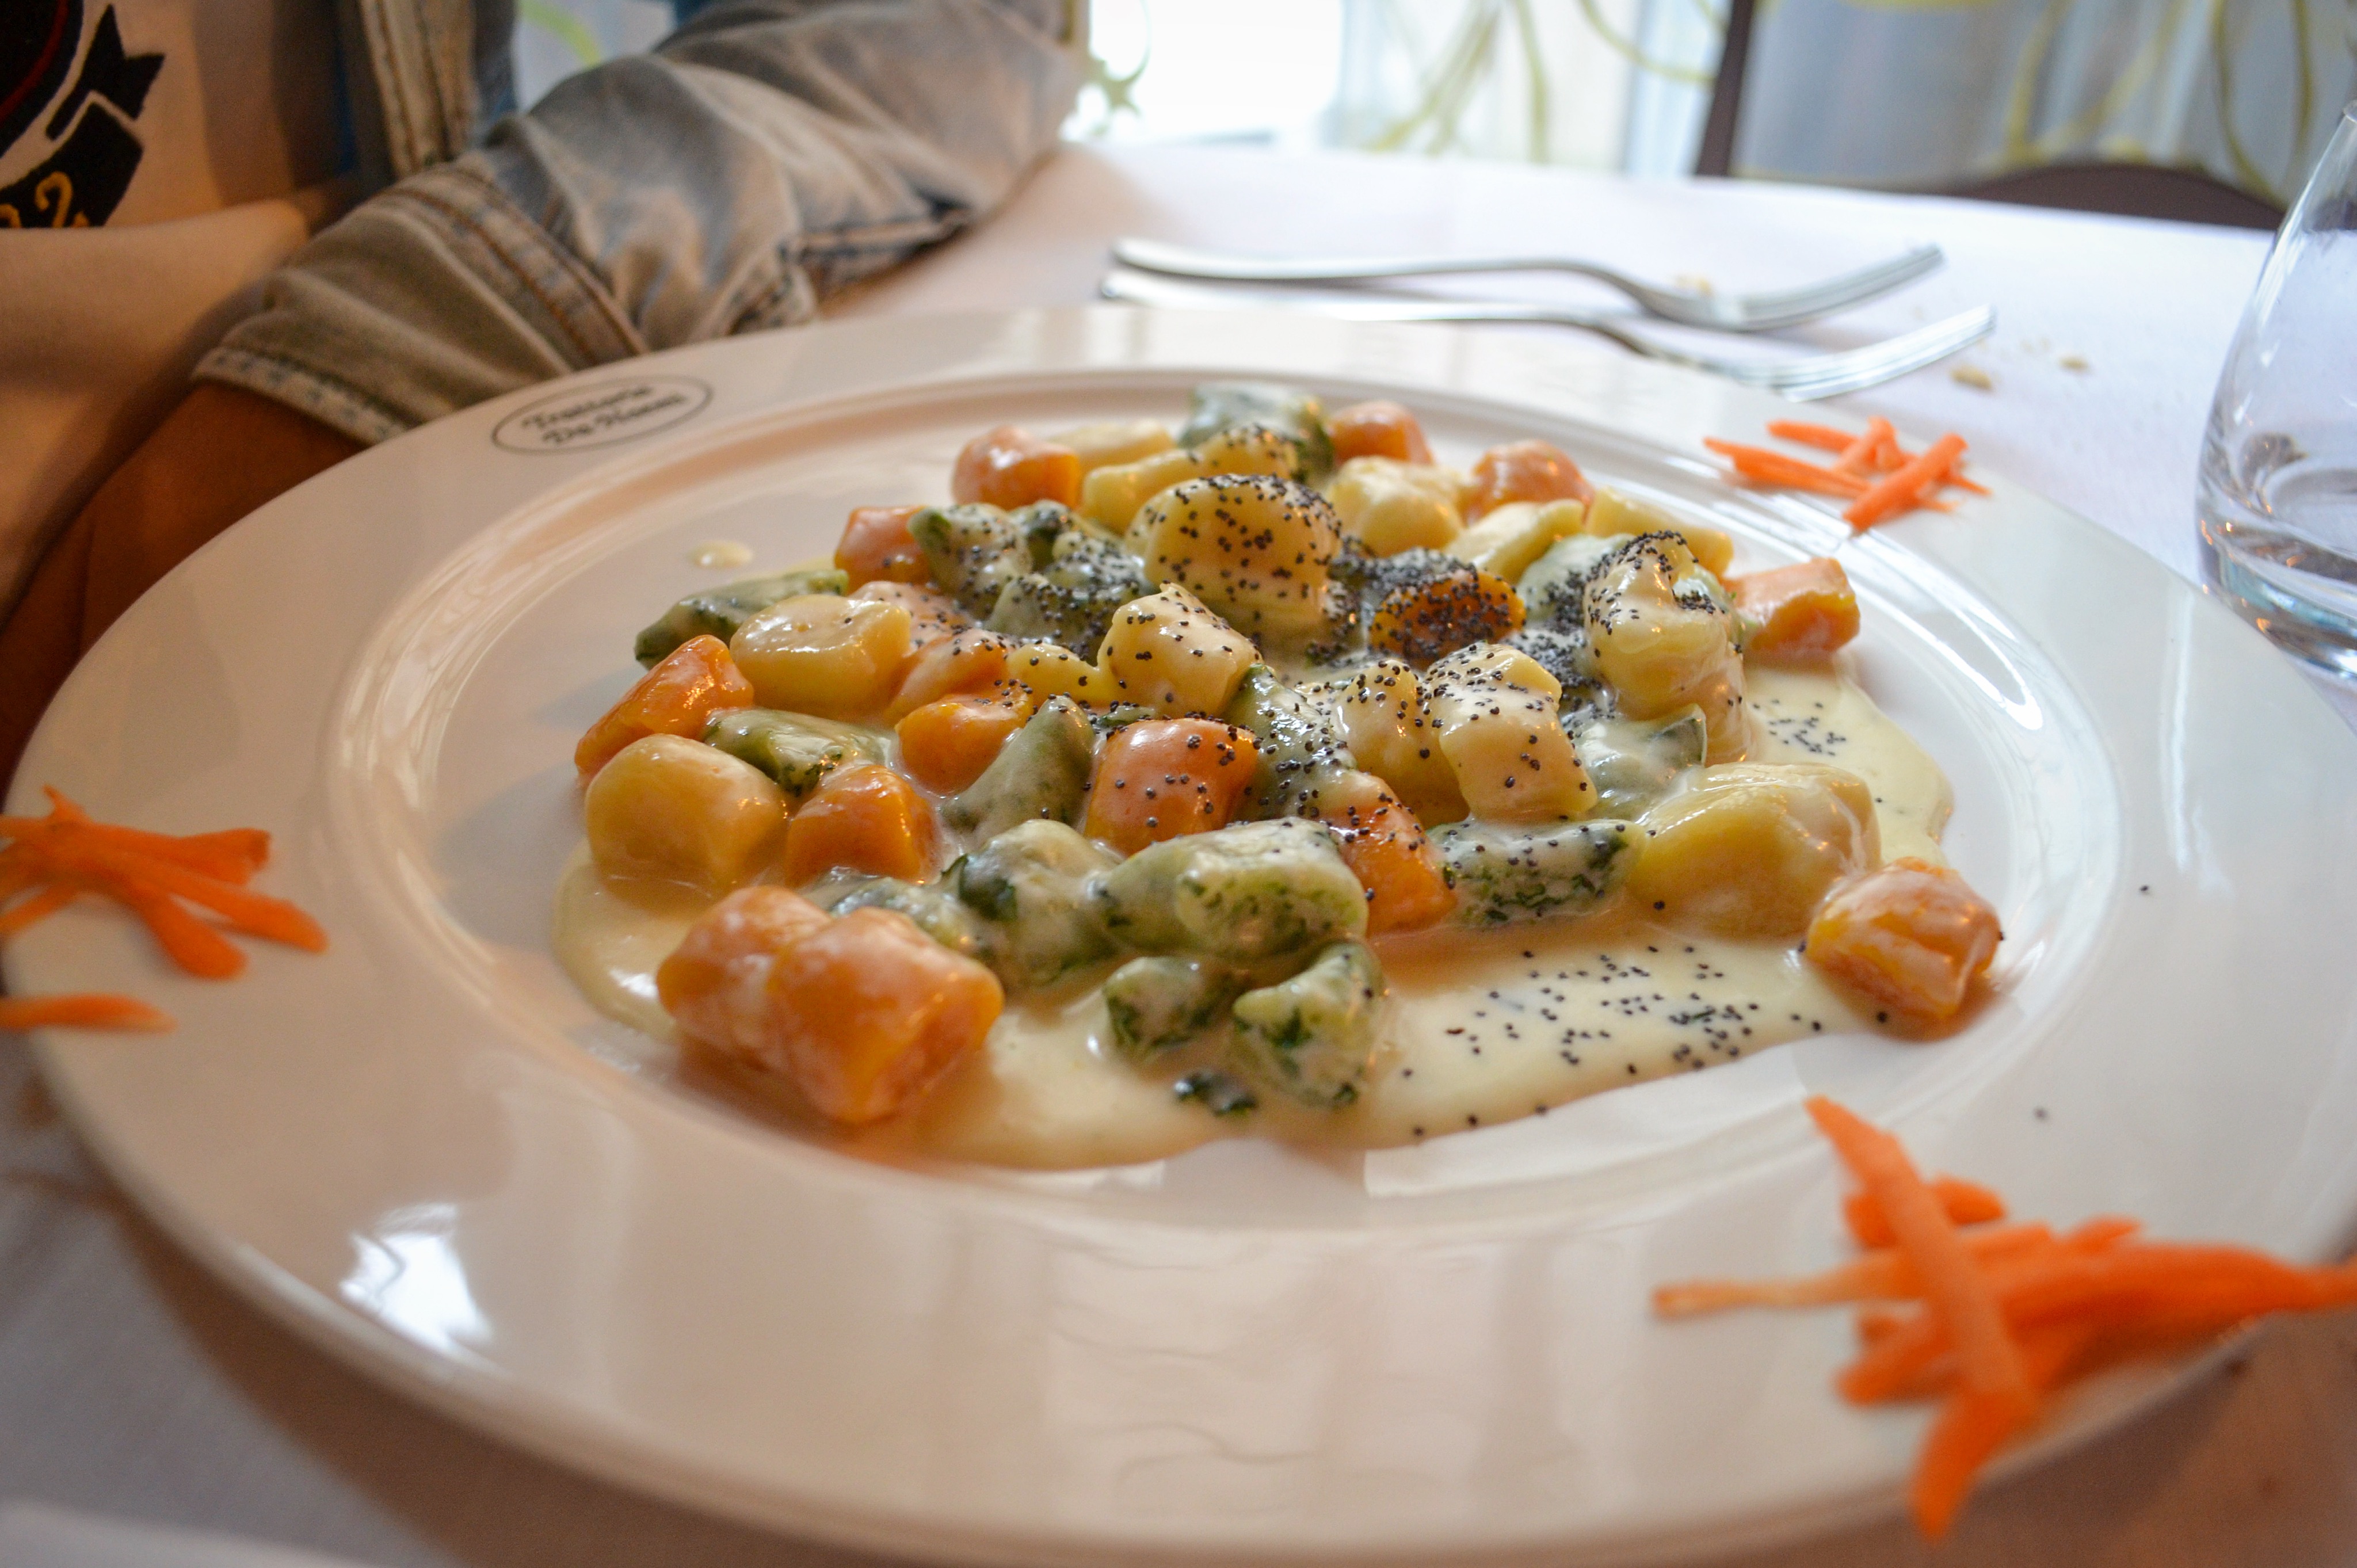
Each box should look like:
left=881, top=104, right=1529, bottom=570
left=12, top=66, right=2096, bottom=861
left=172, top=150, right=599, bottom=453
left=0, top=994, right=173, bottom=1032
left=1854, top=1305, right=2119, bottom=1409
left=3, top=793, right=272, bottom=886
left=98, top=873, right=249, bottom=979
left=1764, top=418, right=1976, bottom=492
left=2063, top=1215, right=2142, bottom=1249
left=0, top=851, right=41, bottom=905
left=1855, top=1304, right=1909, bottom=1344
left=14, top=844, right=250, bottom=979
left=1653, top=1223, right=2053, bottom=1316
left=2004, top=1315, right=2106, bottom=1392
left=0, top=885, right=76, bottom=937
left=0, top=819, right=269, bottom=884
left=1718, top=424, right=1982, bottom=513
left=1702, top=440, right=1871, bottom=497
left=1833, top=1224, right=2127, bottom=1400
left=83, top=825, right=261, bottom=885
left=1836, top=1233, right=2333, bottom=1405
left=1913, top=1386, right=2038, bottom=1539
left=1805, top=1097, right=2034, bottom=1404
left=1763, top=421, right=1855, bottom=451
left=1845, top=433, right=1970, bottom=529
left=1806, top=1097, right=2038, bottom=1541
left=28, top=836, right=325, bottom=953
left=2001, top=1246, right=2357, bottom=1325
left=0, top=789, right=323, bottom=1027
left=1845, top=1174, right=2007, bottom=1247
left=71, top=824, right=267, bottom=884
left=47, top=791, right=267, bottom=869
left=1835, top=417, right=1897, bottom=477
left=1654, top=1099, right=2357, bottom=1543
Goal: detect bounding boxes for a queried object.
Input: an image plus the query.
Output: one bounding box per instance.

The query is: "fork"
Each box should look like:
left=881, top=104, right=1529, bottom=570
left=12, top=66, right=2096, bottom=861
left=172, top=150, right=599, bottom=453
left=1111, top=236, right=1945, bottom=333
left=1099, top=269, right=1994, bottom=402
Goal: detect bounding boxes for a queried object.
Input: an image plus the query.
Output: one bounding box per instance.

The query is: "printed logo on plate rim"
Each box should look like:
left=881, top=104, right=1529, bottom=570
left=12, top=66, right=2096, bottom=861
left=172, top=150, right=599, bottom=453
left=493, top=376, right=714, bottom=454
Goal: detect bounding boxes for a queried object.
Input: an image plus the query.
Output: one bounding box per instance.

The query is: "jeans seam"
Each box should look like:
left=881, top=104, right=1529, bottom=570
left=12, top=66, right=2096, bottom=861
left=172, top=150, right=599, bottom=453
left=194, top=346, right=414, bottom=445
left=395, top=167, right=645, bottom=367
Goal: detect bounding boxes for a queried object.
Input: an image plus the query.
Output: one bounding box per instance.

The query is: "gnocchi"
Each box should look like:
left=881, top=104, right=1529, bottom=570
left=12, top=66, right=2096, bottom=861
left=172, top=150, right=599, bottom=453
left=1131, top=474, right=1342, bottom=640
left=1328, top=457, right=1466, bottom=555
left=559, top=384, right=1997, bottom=1165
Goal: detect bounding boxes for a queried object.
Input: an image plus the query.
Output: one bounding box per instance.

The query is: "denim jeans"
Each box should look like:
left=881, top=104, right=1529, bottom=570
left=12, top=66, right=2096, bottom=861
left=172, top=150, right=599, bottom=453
left=199, top=1, right=1082, bottom=444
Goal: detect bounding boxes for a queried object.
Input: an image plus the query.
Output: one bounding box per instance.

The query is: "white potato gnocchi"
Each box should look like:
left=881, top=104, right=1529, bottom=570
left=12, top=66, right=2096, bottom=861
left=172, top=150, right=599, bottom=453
left=1584, top=486, right=1736, bottom=576
left=1052, top=418, right=1174, bottom=475
left=1581, top=539, right=1750, bottom=761
left=730, top=593, right=913, bottom=720
left=1131, top=474, right=1342, bottom=639
left=1005, top=640, right=1115, bottom=708
left=1327, top=457, right=1466, bottom=555
left=1097, top=584, right=1256, bottom=717
left=1623, top=762, right=1879, bottom=937
left=1423, top=644, right=1591, bottom=823
left=1331, top=658, right=1467, bottom=824
left=1447, top=498, right=1588, bottom=582
left=1082, top=425, right=1303, bottom=531
left=585, top=734, right=785, bottom=892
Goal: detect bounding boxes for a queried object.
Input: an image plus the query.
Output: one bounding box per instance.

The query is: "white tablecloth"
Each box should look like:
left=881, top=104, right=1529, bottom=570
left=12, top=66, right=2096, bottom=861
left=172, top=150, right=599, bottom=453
left=9, top=144, right=2356, bottom=1568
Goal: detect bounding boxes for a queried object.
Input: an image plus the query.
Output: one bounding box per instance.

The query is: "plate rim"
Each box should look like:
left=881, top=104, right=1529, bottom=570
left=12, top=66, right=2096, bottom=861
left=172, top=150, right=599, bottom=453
left=17, top=306, right=2357, bottom=1566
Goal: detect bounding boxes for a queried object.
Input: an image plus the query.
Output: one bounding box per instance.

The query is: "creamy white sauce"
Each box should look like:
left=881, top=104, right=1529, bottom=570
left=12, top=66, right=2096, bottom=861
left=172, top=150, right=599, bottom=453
left=552, top=856, right=708, bottom=1039
left=1747, top=662, right=1952, bottom=865
left=554, top=661, right=1949, bottom=1170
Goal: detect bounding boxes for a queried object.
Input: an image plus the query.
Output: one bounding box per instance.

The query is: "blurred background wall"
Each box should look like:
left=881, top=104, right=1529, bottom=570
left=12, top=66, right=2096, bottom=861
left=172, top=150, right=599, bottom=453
left=512, top=0, right=2355, bottom=211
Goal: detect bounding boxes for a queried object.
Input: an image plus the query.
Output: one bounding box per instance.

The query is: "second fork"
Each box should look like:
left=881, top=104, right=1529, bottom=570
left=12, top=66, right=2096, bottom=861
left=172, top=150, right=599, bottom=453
left=1110, top=236, right=1946, bottom=333
left=1097, top=269, right=1996, bottom=401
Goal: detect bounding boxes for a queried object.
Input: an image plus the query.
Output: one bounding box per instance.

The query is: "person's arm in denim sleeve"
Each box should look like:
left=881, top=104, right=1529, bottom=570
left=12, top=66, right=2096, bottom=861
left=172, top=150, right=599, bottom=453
left=195, top=0, right=1084, bottom=444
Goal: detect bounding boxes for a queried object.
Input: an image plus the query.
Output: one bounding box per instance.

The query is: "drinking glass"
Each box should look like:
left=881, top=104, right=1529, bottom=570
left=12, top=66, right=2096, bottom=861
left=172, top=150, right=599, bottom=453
left=2198, top=104, right=2357, bottom=681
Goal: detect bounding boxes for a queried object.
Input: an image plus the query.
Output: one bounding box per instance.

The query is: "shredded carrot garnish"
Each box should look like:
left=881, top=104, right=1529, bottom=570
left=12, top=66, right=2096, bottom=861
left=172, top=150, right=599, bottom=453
left=1869, top=424, right=1908, bottom=475
left=1912, top=1388, right=2034, bottom=1538
left=1763, top=421, right=1855, bottom=452
left=1845, top=1174, right=2006, bottom=1247
left=40, top=788, right=272, bottom=882
left=1835, top=417, right=1898, bottom=478
left=1719, top=422, right=1985, bottom=522
left=1700, top=439, right=1870, bottom=498
left=0, top=789, right=326, bottom=1027
left=0, top=885, right=75, bottom=937
left=1653, top=1223, right=2051, bottom=1316
left=75, top=867, right=250, bottom=979
left=1653, top=1101, right=2357, bottom=1542
left=0, top=815, right=270, bottom=886
left=1844, top=433, right=1969, bottom=530
left=2062, top=1215, right=2143, bottom=1249
left=30, top=837, right=325, bottom=952
left=0, top=994, right=173, bottom=1032
left=1806, top=1100, right=2035, bottom=1460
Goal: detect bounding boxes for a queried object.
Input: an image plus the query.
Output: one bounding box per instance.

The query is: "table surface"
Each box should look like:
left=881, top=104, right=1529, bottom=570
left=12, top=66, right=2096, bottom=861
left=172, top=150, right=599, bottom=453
left=8, top=142, right=2357, bottom=1568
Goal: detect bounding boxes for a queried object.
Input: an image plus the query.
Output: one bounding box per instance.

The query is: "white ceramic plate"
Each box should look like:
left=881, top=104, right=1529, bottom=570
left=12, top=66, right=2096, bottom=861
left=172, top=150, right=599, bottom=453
left=14, top=310, right=2357, bottom=1567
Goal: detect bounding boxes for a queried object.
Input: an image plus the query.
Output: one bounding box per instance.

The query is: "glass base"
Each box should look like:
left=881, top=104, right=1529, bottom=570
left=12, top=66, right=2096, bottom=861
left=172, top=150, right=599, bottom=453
left=2200, top=517, right=2357, bottom=684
